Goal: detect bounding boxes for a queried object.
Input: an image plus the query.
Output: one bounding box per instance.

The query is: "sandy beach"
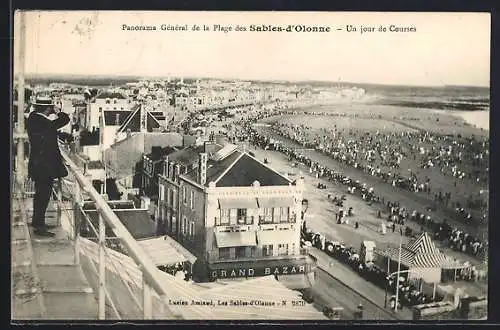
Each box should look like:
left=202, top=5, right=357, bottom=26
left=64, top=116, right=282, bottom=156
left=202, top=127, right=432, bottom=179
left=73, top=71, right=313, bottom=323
left=452, top=110, right=490, bottom=131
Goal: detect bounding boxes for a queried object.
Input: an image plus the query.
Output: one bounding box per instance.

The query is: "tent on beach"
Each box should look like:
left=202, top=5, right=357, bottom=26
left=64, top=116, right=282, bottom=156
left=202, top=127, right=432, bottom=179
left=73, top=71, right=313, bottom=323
left=375, top=232, right=464, bottom=283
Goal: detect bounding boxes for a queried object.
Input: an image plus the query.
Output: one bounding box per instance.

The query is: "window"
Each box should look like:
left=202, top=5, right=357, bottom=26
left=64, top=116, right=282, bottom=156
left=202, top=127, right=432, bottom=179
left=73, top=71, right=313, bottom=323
left=245, top=214, right=253, bottom=225
left=237, top=209, right=247, bottom=224
left=113, top=99, right=117, bottom=104
left=167, top=188, right=173, bottom=206
left=172, top=193, right=177, bottom=210
left=159, top=184, right=165, bottom=201
left=190, top=190, right=195, bottom=209
left=278, top=244, right=289, bottom=256
left=273, top=208, right=280, bottom=223
left=220, top=209, right=230, bottom=225
left=235, top=247, right=247, bottom=259
left=99, top=107, right=102, bottom=111
left=182, top=217, right=187, bottom=235
left=219, top=247, right=230, bottom=260
left=262, top=208, right=273, bottom=223
left=280, top=207, right=290, bottom=223
left=105, top=99, right=110, bottom=104
left=262, top=245, right=273, bottom=257
left=229, top=209, right=237, bottom=225
left=189, top=222, right=195, bottom=237
left=182, top=186, right=187, bottom=204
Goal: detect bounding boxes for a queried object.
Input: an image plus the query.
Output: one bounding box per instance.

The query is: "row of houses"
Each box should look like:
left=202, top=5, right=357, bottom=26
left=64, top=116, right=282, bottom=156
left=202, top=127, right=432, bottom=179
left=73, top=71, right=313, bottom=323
left=65, top=88, right=315, bottom=284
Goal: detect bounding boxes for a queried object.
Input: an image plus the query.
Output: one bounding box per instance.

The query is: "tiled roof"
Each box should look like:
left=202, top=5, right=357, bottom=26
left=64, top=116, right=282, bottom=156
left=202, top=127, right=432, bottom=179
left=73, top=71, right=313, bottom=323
left=215, top=153, right=291, bottom=187
left=83, top=209, right=156, bottom=240
left=204, top=150, right=242, bottom=183
left=183, top=150, right=292, bottom=188
left=197, top=276, right=325, bottom=320
left=147, top=146, right=179, bottom=161
left=167, top=145, right=204, bottom=166
left=103, top=110, right=134, bottom=126
left=117, top=105, right=162, bottom=133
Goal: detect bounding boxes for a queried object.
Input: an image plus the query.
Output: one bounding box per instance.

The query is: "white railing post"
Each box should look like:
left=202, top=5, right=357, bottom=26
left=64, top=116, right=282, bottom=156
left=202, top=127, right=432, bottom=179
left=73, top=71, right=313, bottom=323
left=98, top=213, right=106, bottom=319
left=143, top=272, right=152, bottom=319
left=73, top=178, right=81, bottom=265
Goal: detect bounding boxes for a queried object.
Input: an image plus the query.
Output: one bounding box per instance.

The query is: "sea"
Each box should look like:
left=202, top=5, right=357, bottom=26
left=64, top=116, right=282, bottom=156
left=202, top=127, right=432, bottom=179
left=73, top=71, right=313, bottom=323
left=358, top=84, right=490, bottom=131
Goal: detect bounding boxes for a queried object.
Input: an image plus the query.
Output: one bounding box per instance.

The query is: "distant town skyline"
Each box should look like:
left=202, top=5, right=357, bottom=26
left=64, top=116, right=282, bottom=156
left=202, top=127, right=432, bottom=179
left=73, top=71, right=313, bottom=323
left=14, top=11, right=491, bottom=87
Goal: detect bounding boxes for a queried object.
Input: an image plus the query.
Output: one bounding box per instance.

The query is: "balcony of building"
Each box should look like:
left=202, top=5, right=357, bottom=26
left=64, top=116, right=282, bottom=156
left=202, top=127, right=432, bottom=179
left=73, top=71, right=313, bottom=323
left=214, top=214, right=298, bottom=233
left=207, top=246, right=310, bottom=264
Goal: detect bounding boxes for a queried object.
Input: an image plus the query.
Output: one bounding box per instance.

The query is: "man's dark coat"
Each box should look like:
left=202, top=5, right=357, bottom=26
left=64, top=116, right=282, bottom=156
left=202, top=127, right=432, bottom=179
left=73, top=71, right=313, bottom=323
left=27, top=111, right=70, bottom=181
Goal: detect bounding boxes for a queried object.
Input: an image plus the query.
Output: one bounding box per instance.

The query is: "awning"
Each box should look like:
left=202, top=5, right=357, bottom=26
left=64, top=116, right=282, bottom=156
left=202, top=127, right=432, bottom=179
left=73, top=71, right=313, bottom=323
left=258, top=197, right=295, bottom=208
left=257, top=230, right=294, bottom=245
left=277, top=273, right=314, bottom=290
left=137, top=235, right=197, bottom=265
left=215, top=231, right=256, bottom=248
left=412, top=252, right=462, bottom=269
left=218, top=198, right=258, bottom=210
left=377, top=247, right=416, bottom=268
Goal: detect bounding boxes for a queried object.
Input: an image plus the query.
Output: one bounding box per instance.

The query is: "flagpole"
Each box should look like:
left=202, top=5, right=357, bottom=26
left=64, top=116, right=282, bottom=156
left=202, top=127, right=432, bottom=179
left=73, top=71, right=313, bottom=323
left=394, top=237, right=402, bottom=312
left=100, top=109, right=106, bottom=195
left=16, top=11, right=27, bottom=187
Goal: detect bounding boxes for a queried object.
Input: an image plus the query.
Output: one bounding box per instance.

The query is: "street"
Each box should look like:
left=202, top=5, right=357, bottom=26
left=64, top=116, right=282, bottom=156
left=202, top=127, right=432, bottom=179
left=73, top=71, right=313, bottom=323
left=312, top=268, right=403, bottom=320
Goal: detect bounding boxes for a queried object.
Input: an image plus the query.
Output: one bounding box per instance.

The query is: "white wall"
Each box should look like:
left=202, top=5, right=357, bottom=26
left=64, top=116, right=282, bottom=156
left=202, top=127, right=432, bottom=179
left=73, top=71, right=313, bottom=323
left=83, top=145, right=102, bottom=161
left=87, top=168, right=106, bottom=182
left=102, top=126, right=119, bottom=151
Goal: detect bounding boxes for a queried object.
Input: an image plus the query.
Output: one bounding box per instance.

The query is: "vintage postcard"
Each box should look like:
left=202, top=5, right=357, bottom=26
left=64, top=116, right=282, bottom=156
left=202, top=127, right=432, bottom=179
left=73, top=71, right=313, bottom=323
left=12, top=11, right=489, bottom=322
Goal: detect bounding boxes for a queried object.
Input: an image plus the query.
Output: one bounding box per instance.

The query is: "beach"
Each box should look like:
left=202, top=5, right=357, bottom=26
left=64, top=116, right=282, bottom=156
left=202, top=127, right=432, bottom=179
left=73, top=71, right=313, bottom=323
left=451, top=110, right=490, bottom=131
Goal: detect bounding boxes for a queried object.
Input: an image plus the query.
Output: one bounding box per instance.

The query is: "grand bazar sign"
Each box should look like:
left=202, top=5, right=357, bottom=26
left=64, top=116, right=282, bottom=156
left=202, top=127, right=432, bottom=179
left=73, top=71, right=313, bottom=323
left=210, top=263, right=313, bottom=279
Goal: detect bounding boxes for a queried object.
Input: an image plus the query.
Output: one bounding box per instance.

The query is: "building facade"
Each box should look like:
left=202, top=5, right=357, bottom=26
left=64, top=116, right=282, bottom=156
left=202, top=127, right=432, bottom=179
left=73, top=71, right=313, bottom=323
left=158, top=143, right=315, bottom=284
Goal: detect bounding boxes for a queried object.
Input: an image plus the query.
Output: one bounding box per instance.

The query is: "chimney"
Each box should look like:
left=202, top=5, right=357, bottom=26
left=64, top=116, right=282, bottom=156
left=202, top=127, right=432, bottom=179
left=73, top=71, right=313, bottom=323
left=198, top=152, right=207, bottom=185
left=164, top=156, right=169, bottom=176
left=151, top=146, right=162, bottom=157
left=174, top=164, right=181, bottom=183
left=140, top=104, right=147, bottom=133
left=168, top=162, right=174, bottom=180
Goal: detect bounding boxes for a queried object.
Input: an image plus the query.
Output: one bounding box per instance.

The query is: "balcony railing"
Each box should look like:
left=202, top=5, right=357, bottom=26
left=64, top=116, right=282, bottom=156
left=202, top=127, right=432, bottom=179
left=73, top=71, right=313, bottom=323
left=214, top=215, right=297, bottom=228
left=207, top=247, right=309, bottom=263
left=13, top=142, right=188, bottom=319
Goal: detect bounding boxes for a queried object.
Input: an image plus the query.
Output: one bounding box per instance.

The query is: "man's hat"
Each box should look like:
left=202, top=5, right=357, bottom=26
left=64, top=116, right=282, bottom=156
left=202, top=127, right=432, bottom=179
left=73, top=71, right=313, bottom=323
left=32, top=96, right=54, bottom=107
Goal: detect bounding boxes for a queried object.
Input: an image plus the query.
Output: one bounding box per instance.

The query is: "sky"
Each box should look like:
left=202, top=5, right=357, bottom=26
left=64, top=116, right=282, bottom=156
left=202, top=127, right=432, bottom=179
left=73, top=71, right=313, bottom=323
left=13, top=11, right=491, bottom=86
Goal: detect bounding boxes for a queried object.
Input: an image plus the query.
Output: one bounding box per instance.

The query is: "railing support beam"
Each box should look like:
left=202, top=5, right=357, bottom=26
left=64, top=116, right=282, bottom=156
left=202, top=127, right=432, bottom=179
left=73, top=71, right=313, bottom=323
left=73, top=178, right=81, bottom=265
left=98, top=213, right=106, bottom=319
left=143, top=272, right=152, bottom=319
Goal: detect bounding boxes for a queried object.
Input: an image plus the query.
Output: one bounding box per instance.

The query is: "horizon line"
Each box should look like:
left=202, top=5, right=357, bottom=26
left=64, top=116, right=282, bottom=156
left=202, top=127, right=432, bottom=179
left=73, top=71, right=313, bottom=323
left=16, top=72, right=490, bottom=89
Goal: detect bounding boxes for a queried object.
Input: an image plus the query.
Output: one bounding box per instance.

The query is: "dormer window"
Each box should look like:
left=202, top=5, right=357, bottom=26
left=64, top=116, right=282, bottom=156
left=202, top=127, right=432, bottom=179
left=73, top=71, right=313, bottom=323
left=105, top=98, right=110, bottom=104
left=113, top=98, right=117, bottom=104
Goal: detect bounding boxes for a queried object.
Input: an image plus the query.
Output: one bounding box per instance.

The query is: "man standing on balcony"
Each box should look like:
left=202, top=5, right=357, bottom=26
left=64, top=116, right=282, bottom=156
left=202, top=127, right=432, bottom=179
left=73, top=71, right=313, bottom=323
left=26, top=96, right=70, bottom=237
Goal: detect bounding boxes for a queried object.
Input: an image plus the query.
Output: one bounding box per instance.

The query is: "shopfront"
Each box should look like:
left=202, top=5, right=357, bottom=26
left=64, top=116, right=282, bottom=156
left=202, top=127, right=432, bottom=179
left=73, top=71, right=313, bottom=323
left=208, top=256, right=316, bottom=281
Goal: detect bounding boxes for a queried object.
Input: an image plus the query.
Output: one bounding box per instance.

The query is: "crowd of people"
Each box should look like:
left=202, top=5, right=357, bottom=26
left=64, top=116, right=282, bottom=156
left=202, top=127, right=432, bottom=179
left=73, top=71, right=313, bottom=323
left=232, top=112, right=488, bottom=262
left=300, top=226, right=444, bottom=309
left=271, top=121, right=488, bottom=223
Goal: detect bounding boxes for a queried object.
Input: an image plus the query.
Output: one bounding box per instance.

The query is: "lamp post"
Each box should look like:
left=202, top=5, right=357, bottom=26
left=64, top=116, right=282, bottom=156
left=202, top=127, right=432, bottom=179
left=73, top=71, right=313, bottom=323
left=394, top=237, right=402, bottom=312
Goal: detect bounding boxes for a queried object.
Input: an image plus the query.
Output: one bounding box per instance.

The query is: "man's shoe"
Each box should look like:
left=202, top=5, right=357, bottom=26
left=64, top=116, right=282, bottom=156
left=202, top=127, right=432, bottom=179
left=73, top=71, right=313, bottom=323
left=33, top=228, right=56, bottom=237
